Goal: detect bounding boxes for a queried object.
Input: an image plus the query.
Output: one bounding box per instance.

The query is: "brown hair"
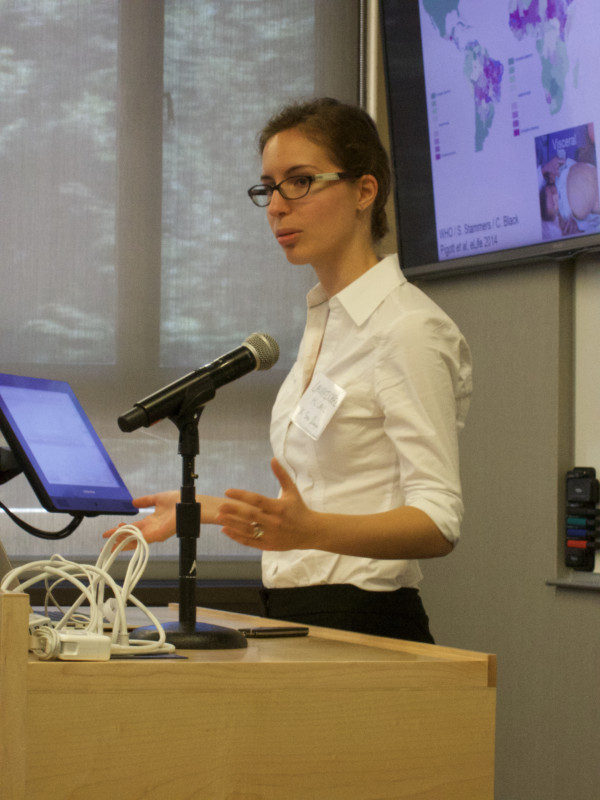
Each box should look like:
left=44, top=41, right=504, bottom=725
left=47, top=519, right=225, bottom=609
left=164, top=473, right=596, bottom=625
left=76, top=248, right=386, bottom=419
left=258, top=98, right=391, bottom=243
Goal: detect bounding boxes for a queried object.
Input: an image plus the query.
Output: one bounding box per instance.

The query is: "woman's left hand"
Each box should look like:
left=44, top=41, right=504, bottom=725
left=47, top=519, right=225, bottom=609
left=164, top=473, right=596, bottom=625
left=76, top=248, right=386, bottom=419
left=216, top=458, right=314, bottom=551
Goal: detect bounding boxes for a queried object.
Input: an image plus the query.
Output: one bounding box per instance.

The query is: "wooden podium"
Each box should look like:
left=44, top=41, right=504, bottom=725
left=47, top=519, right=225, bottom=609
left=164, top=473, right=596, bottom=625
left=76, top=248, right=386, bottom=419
left=0, top=591, right=495, bottom=799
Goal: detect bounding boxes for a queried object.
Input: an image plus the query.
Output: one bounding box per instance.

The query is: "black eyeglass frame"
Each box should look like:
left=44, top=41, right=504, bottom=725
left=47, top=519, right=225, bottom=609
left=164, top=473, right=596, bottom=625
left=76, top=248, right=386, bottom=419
left=247, top=172, right=354, bottom=207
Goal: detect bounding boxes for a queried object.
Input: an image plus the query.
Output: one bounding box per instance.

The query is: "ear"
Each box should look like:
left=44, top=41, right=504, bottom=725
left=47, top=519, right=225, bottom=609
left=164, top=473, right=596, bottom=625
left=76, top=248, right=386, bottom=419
left=356, top=173, right=378, bottom=212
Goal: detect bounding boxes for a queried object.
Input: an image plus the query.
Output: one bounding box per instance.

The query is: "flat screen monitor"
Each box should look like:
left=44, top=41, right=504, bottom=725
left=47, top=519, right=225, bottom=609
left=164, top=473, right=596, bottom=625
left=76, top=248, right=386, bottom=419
left=0, top=373, right=137, bottom=517
left=380, top=0, right=600, bottom=278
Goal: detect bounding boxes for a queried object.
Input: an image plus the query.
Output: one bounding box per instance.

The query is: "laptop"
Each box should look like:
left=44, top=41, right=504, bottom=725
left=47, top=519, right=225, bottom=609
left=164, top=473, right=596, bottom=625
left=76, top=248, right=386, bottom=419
left=0, top=373, right=137, bottom=517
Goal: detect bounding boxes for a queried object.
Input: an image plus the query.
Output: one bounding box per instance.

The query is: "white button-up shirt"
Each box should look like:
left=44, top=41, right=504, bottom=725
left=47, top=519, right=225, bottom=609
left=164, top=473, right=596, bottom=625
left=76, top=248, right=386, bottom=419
left=262, top=254, right=472, bottom=591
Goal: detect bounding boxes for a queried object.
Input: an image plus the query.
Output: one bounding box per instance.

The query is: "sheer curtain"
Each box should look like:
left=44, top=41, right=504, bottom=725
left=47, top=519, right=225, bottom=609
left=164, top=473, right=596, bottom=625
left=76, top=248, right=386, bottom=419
left=0, top=0, right=360, bottom=577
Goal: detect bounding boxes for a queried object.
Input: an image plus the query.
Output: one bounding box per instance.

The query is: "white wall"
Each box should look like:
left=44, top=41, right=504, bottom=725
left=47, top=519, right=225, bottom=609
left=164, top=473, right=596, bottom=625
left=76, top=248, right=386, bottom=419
left=419, top=257, right=600, bottom=800
left=574, top=257, right=600, bottom=573
left=575, top=257, right=600, bottom=513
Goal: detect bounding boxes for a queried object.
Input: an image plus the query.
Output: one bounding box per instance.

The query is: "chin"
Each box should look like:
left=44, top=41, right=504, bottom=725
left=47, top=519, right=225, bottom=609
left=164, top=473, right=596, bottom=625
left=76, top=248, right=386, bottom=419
left=281, top=247, right=311, bottom=266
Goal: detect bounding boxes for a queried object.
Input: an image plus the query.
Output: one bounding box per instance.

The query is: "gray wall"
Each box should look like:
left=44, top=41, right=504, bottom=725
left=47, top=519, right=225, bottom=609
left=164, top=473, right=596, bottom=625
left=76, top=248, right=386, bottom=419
left=418, top=261, right=600, bottom=800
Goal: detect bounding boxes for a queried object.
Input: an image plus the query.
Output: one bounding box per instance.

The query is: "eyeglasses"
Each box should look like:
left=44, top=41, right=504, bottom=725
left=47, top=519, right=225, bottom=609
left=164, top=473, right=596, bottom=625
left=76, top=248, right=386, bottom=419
left=247, top=172, right=352, bottom=207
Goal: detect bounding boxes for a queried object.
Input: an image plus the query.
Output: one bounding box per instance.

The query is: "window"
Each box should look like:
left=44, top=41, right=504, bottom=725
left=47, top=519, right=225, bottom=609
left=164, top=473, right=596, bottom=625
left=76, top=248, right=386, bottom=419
left=0, top=0, right=360, bottom=576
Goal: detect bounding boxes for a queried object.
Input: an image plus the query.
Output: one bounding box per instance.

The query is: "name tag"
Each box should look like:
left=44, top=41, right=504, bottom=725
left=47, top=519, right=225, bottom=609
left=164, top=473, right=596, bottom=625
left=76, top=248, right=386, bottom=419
left=291, top=373, right=346, bottom=440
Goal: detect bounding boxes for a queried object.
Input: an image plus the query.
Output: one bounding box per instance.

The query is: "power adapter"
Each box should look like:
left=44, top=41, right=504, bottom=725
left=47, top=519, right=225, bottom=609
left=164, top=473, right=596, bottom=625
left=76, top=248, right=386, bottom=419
left=30, top=626, right=111, bottom=661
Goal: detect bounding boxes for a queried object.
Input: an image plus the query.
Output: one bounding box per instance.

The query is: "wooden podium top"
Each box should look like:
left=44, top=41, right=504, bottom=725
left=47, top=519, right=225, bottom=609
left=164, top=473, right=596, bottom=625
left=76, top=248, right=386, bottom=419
left=163, top=604, right=496, bottom=683
left=0, top=591, right=496, bottom=800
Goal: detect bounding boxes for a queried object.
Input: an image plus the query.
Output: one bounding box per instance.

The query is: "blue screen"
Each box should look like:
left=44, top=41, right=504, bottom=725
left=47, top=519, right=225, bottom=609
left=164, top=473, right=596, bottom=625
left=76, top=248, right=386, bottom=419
left=0, top=374, right=136, bottom=516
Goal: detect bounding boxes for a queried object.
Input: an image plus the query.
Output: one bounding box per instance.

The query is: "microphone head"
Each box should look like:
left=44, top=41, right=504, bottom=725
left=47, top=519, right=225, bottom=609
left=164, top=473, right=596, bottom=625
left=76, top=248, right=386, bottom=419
left=244, top=333, right=280, bottom=370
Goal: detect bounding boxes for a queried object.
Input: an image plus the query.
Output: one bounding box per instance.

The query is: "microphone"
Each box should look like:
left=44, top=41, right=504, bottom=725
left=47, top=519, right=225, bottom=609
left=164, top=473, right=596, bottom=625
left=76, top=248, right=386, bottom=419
left=118, top=332, right=280, bottom=432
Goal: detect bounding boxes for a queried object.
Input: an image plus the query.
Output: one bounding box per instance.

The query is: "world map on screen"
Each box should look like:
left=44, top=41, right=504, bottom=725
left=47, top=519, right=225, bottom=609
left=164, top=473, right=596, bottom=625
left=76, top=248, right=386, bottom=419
left=422, top=0, right=576, bottom=151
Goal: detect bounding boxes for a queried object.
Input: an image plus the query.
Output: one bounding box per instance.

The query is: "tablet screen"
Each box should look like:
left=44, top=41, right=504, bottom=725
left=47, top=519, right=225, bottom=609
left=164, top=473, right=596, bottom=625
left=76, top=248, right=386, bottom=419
left=0, top=374, right=137, bottom=516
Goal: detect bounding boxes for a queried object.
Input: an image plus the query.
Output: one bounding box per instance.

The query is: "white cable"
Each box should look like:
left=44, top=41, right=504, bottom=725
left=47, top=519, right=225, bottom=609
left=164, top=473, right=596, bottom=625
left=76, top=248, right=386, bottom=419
left=1, top=525, right=175, bottom=659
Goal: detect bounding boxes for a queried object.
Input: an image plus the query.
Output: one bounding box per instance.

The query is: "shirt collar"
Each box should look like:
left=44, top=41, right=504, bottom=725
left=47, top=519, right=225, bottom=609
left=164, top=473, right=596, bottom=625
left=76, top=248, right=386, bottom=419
left=306, top=254, right=405, bottom=326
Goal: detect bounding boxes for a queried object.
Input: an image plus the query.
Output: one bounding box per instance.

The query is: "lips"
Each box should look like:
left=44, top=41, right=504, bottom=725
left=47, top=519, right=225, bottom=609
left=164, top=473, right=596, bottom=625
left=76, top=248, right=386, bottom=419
left=275, top=228, right=301, bottom=247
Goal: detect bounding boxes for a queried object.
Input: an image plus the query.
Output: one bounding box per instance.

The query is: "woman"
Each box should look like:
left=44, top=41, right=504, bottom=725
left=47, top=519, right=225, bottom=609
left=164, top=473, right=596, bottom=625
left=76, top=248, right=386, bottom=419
left=109, top=98, right=472, bottom=643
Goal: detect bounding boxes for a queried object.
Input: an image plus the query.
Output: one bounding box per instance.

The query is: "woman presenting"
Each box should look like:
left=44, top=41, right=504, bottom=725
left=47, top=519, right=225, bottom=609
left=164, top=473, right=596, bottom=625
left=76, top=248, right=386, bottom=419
left=106, top=98, right=472, bottom=643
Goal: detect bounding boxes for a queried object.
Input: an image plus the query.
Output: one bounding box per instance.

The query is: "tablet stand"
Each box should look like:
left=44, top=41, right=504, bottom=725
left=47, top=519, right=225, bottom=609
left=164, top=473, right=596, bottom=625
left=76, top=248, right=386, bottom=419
left=0, top=447, right=22, bottom=485
left=131, top=395, right=247, bottom=650
left=0, top=447, right=84, bottom=540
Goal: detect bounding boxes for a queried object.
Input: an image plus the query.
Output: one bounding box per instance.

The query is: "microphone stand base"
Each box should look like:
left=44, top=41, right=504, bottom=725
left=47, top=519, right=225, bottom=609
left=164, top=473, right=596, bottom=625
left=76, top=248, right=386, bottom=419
left=131, top=621, right=248, bottom=650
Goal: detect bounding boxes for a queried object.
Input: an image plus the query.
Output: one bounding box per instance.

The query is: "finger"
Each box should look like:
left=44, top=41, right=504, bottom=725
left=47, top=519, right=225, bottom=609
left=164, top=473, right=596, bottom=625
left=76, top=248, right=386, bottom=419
left=218, top=499, right=278, bottom=533
left=113, top=539, right=138, bottom=552
left=223, top=488, right=260, bottom=503
left=220, top=524, right=266, bottom=550
left=218, top=517, right=246, bottom=537
left=102, top=529, right=138, bottom=551
left=102, top=521, right=126, bottom=540
left=223, top=489, right=274, bottom=515
left=103, top=519, right=148, bottom=538
left=132, top=495, right=158, bottom=510
left=270, top=458, right=295, bottom=492
left=217, top=501, right=264, bottom=531
left=217, top=503, right=246, bottom=525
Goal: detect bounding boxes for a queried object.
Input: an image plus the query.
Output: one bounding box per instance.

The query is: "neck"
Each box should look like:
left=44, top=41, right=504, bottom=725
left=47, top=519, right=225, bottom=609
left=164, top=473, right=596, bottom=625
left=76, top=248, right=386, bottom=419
left=312, top=242, right=380, bottom=298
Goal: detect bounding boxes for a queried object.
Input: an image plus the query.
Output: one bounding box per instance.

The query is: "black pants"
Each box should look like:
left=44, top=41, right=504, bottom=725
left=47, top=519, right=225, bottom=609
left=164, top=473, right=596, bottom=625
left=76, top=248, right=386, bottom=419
left=260, top=584, right=434, bottom=643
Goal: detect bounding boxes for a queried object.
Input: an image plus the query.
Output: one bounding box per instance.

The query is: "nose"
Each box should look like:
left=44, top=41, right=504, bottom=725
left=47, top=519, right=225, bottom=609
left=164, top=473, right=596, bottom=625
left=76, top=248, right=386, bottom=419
left=267, top=187, right=291, bottom=217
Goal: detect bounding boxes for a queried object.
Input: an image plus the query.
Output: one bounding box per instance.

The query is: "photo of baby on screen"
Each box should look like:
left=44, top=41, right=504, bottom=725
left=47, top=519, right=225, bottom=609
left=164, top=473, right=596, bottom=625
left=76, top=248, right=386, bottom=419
left=536, top=123, right=600, bottom=240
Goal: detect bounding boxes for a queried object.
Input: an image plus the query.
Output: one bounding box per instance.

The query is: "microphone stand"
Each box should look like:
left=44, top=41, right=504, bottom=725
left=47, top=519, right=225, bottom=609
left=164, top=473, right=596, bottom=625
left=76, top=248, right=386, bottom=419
left=131, top=377, right=247, bottom=649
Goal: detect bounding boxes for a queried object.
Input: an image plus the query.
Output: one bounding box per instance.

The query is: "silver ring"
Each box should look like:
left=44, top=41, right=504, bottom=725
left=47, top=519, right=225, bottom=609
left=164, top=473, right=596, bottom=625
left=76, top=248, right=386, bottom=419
left=251, top=522, right=265, bottom=539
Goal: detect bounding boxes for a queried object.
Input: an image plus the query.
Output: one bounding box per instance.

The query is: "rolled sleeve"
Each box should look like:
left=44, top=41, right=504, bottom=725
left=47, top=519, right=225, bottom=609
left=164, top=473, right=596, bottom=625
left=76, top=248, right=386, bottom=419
left=376, top=309, right=472, bottom=543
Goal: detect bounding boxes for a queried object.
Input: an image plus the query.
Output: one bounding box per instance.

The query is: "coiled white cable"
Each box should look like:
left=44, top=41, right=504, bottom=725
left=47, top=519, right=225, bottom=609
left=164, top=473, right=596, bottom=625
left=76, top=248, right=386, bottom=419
left=1, top=525, right=175, bottom=658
